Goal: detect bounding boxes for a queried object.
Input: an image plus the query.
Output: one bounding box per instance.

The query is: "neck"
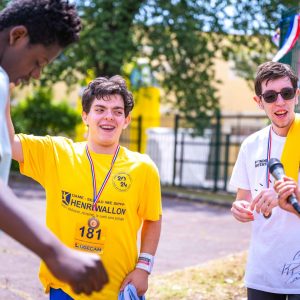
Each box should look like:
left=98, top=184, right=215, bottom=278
left=271, top=120, right=295, bottom=137
left=87, top=140, right=119, bottom=154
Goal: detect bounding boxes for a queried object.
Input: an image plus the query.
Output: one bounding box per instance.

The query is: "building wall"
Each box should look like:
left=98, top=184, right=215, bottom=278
left=215, top=59, right=261, bottom=114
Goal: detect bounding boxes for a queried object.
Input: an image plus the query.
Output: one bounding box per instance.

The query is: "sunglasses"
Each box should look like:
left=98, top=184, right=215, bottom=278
left=260, top=87, right=296, bottom=103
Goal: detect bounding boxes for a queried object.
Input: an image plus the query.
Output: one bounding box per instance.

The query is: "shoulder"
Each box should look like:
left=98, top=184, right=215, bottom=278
left=0, top=68, right=9, bottom=96
left=240, top=126, right=270, bottom=149
left=122, top=147, right=158, bottom=170
left=18, top=134, right=84, bottom=152
left=51, top=137, right=87, bottom=155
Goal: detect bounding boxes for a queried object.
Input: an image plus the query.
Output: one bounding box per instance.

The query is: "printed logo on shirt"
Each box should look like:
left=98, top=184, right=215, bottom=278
left=60, top=190, right=127, bottom=221
left=282, top=250, right=300, bottom=284
left=112, top=172, right=132, bottom=192
left=62, top=191, right=71, bottom=205
left=255, top=159, right=267, bottom=168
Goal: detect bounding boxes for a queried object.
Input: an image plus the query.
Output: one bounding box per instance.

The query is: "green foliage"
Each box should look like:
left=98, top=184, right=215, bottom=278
left=11, top=88, right=81, bottom=137
left=0, top=0, right=10, bottom=10
left=42, top=0, right=142, bottom=86
left=41, top=0, right=299, bottom=132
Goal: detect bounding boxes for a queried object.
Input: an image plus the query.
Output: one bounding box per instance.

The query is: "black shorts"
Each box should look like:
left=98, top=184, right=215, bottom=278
left=247, top=288, right=300, bottom=300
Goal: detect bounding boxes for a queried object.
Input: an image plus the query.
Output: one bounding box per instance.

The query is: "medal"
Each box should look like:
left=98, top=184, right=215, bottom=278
left=88, top=217, right=100, bottom=229
left=85, top=144, right=120, bottom=225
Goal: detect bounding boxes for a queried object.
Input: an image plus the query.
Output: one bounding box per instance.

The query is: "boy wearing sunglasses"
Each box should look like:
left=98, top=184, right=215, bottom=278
left=230, top=61, right=300, bottom=300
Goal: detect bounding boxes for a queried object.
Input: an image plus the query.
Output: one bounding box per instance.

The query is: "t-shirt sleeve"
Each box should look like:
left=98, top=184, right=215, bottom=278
left=18, top=134, right=54, bottom=187
left=229, top=141, right=250, bottom=191
left=137, top=158, right=162, bottom=221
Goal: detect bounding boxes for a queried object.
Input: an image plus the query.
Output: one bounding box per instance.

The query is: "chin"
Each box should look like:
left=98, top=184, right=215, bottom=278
left=98, top=140, right=115, bottom=146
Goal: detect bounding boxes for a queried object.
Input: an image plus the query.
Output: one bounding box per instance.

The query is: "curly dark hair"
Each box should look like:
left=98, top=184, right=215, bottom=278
left=255, top=61, right=298, bottom=96
left=0, top=0, right=81, bottom=48
left=82, top=76, right=134, bottom=117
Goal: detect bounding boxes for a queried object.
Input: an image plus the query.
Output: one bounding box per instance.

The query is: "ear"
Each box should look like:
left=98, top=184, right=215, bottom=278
left=253, top=95, right=264, bottom=109
left=123, top=114, right=131, bottom=130
left=82, top=111, right=88, bottom=126
left=9, top=26, right=28, bottom=46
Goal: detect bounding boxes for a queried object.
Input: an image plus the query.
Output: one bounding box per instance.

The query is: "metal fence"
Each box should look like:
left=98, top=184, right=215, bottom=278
left=119, top=116, right=142, bottom=152
left=172, top=114, right=269, bottom=192
left=121, top=113, right=269, bottom=193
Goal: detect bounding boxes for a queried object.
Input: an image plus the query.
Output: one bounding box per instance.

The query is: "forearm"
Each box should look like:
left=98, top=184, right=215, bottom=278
left=0, top=180, right=62, bottom=261
left=140, top=216, right=162, bottom=255
left=120, top=217, right=162, bottom=293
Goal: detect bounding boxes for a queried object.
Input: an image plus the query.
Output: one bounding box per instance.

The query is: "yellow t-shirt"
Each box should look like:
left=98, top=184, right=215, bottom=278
left=18, top=134, right=162, bottom=300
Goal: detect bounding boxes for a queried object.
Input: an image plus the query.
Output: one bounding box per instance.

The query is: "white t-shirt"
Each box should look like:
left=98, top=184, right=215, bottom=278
left=230, top=125, right=300, bottom=294
left=0, top=67, right=11, bottom=184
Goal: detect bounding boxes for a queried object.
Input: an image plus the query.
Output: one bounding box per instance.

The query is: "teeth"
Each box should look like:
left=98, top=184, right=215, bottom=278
left=275, top=111, right=286, bottom=115
left=100, top=125, right=114, bottom=129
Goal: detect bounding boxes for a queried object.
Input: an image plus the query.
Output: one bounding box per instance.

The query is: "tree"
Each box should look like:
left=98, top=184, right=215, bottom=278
left=11, top=87, right=81, bottom=137
left=0, top=1, right=9, bottom=10
left=40, top=0, right=299, bottom=131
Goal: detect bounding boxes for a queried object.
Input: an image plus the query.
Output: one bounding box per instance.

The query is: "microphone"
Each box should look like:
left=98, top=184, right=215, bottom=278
left=268, top=158, right=300, bottom=214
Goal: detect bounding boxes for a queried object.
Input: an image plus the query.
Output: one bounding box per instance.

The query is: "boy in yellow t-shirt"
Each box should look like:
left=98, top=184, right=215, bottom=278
left=12, top=75, right=162, bottom=300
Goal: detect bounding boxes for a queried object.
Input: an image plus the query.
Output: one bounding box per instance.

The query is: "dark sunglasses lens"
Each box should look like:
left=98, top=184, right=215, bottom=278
left=281, top=88, right=295, bottom=100
left=263, top=91, right=277, bottom=103
left=262, top=88, right=296, bottom=103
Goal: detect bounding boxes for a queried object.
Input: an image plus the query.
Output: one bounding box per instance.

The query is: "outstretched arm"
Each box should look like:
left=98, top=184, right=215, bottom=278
left=0, top=179, right=108, bottom=294
left=5, top=95, right=23, bottom=163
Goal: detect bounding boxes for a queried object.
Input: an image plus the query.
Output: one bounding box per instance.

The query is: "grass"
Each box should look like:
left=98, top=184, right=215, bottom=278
left=147, top=252, right=247, bottom=300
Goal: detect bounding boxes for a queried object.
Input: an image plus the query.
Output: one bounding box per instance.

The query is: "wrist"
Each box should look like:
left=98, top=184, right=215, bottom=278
left=135, top=252, right=154, bottom=274
left=38, top=235, right=64, bottom=264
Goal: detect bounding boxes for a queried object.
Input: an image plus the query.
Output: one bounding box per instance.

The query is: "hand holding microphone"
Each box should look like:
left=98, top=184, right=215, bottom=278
left=268, top=158, right=300, bottom=215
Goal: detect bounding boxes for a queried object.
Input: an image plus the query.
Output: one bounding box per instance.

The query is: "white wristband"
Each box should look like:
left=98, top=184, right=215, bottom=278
left=135, top=252, right=154, bottom=274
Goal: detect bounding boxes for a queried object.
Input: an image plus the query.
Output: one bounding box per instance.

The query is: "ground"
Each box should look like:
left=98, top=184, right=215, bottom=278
left=0, top=179, right=251, bottom=299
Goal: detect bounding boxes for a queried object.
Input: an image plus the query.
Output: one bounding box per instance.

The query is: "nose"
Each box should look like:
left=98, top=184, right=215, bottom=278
left=276, top=94, right=285, bottom=105
left=104, top=109, right=114, bottom=120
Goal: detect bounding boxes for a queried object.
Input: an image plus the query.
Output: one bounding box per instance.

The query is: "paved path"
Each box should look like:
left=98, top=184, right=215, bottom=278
left=0, top=180, right=251, bottom=299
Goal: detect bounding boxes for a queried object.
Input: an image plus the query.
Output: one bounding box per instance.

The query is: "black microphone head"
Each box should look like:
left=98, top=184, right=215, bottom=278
left=268, top=158, right=283, bottom=174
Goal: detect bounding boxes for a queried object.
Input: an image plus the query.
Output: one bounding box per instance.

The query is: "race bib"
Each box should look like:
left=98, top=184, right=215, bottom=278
left=74, top=220, right=107, bottom=254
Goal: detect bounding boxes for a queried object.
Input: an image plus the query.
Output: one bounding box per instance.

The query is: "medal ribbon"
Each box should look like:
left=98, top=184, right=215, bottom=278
left=266, top=126, right=272, bottom=188
left=86, top=144, right=120, bottom=210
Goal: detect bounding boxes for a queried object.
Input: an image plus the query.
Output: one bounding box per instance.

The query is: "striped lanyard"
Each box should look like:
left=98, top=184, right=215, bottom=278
left=85, top=144, right=120, bottom=211
left=266, top=127, right=272, bottom=188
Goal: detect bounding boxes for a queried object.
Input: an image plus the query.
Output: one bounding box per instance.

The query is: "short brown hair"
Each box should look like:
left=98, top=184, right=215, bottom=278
left=254, top=61, right=298, bottom=96
left=82, top=75, right=134, bottom=117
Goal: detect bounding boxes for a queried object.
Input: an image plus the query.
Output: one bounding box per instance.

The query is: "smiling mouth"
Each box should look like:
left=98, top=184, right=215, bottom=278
left=274, top=110, right=288, bottom=118
left=100, top=125, right=115, bottom=131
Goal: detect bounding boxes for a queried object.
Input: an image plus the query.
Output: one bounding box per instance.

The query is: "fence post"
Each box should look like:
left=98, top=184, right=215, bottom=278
left=223, top=134, right=230, bottom=191
left=137, top=115, right=142, bottom=153
left=213, top=111, right=221, bottom=192
left=172, top=114, right=179, bottom=186
left=179, top=132, right=185, bottom=186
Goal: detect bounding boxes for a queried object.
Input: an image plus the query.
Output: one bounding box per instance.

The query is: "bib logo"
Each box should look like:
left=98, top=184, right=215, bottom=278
left=113, top=173, right=131, bottom=191
left=62, top=191, right=71, bottom=205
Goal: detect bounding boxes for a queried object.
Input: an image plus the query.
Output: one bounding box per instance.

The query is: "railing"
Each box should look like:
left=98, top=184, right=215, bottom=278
left=121, top=113, right=269, bottom=193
